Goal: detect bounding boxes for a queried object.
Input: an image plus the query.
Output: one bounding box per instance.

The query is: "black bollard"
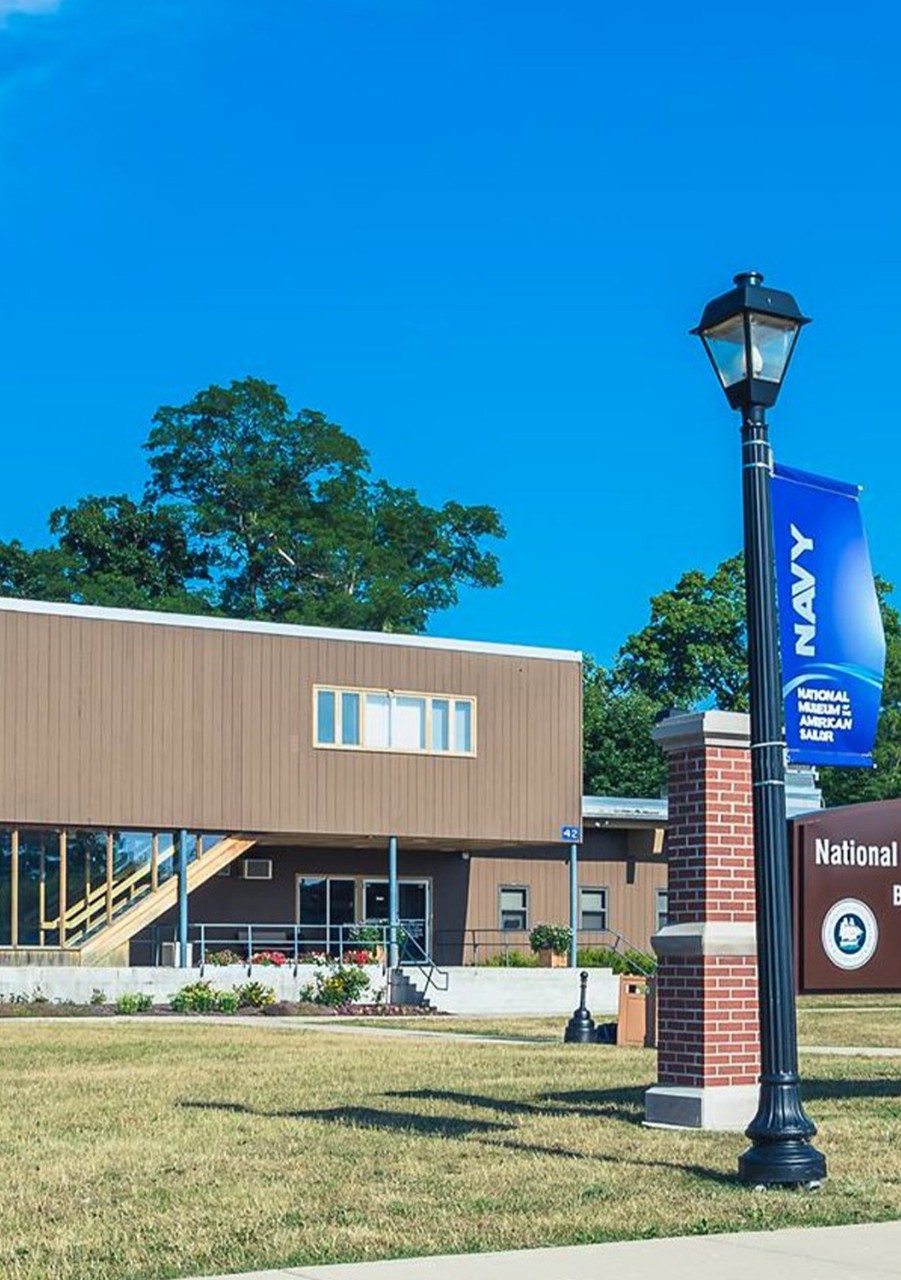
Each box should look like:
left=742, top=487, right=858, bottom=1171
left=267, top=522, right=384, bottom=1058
left=563, top=970, right=597, bottom=1043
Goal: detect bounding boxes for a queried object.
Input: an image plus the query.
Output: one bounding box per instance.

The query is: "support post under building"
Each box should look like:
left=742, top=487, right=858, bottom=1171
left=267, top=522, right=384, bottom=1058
left=178, top=829, right=189, bottom=969
left=569, top=842, right=578, bottom=967
left=388, top=835, right=399, bottom=970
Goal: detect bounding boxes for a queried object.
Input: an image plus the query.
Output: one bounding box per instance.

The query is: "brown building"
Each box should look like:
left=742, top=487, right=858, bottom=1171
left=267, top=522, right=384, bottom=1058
left=0, top=598, right=824, bottom=970
left=0, top=596, right=596, bottom=966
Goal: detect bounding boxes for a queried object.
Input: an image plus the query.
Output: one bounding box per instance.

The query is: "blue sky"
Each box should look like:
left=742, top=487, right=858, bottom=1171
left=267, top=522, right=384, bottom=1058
left=1, top=0, right=898, bottom=663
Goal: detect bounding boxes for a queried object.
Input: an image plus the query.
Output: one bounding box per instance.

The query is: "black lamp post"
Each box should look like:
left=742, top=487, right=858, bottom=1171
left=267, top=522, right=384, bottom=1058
left=693, top=272, right=826, bottom=1187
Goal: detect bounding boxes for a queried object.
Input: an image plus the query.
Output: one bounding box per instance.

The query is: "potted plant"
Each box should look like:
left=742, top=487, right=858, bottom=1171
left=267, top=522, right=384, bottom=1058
left=529, top=923, right=572, bottom=968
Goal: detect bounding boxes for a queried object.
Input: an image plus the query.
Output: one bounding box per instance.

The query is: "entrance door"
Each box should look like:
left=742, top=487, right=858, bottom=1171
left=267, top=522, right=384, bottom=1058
left=297, top=877, right=355, bottom=953
left=363, top=880, right=430, bottom=960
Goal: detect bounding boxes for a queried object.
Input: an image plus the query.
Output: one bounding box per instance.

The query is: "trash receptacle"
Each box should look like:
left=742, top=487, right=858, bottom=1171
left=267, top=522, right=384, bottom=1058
left=617, top=974, right=649, bottom=1046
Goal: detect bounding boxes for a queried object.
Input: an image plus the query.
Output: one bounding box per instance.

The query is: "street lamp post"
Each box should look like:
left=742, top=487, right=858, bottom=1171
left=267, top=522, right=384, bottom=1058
left=693, top=272, right=827, bottom=1187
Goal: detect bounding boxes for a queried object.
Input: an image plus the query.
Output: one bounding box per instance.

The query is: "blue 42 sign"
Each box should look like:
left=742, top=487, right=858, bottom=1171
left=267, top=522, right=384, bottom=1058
left=561, top=825, right=581, bottom=842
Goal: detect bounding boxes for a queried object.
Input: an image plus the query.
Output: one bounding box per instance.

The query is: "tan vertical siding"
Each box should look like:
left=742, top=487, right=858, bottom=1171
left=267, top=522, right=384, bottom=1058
left=0, top=606, right=580, bottom=844
left=464, top=830, right=667, bottom=954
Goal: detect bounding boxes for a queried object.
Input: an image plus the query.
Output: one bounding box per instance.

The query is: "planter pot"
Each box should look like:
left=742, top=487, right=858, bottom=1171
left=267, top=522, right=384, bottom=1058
left=537, top=949, right=567, bottom=968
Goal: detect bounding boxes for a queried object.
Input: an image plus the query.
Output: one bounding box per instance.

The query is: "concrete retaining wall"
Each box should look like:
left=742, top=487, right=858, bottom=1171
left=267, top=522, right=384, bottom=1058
left=0, top=964, right=616, bottom=1016
left=0, top=964, right=387, bottom=1005
left=405, top=965, right=620, bottom=1015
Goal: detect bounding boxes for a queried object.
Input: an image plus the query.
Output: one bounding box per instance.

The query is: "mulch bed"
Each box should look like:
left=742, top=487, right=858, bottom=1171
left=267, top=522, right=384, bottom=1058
left=0, top=1001, right=442, bottom=1019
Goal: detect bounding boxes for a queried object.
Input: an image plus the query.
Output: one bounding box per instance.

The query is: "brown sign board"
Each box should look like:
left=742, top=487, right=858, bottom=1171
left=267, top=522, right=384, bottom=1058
left=793, top=799, right=901, bottom=993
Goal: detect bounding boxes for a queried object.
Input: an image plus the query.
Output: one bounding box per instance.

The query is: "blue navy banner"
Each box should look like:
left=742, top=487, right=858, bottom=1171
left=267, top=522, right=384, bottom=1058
left=771, top=463, right=885, bottom=768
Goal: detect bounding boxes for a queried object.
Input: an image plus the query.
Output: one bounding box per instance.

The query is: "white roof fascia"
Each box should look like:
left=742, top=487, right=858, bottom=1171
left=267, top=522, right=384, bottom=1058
left=0, top=596, right=582, bottom=664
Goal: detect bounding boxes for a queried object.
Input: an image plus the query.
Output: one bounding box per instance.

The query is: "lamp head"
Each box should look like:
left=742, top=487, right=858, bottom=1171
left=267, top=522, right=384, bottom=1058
left=692, top=272, right=810, bottom=412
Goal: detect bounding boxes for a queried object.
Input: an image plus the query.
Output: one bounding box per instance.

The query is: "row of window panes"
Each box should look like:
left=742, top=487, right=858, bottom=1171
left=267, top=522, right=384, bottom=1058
left=315, top=687, right=475, bottom=755
left=499, top=886, right=609, bottom=933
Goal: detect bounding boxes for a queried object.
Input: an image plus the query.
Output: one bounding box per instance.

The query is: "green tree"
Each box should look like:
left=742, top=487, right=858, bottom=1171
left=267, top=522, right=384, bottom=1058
left=582, top=658, right=665, bottom=797
left=818, top=578, right=901, bottom=806
left=145, top=378, right=504, bottom=631
left=611, top=554, right=748, bottom=711
left=49, top=495, right=209, bottom=613
left=0, top=539, right=71, bottom=602
left=0, top=377, right=504, bottom=634
left=597, top=555, right=901, bottom=808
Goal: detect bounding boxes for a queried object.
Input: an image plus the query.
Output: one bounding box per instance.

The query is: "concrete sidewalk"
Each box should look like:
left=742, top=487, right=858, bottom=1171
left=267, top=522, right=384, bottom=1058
left=187, top=1221, right=901, bottom=1279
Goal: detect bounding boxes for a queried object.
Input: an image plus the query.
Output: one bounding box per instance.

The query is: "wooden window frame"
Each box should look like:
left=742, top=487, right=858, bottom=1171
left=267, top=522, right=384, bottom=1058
left=312, top=684, right=477, bottom=758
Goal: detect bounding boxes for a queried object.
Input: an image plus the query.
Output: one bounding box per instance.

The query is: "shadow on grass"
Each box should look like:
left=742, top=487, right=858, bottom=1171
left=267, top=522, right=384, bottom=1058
left=538, top=1086, right=646, bottom=1123
left=802, top=1076, right=901, bottom=1102
left=385, top=1085, right=647, bottom=1126
left=180, top=1099, right=512, bottom=1138
left=180, top=1099, right=738, bottom=1185
left=483, top=1138, right=739, bottom=1185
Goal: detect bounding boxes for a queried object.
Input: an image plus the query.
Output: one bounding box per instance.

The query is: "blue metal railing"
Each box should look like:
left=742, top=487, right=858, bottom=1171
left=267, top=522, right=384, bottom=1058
left=137, top=919, right=431, bottom=972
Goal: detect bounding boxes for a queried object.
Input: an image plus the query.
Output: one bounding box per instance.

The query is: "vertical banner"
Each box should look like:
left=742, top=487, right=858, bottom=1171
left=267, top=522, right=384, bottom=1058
left=772, top=463, right=885, bottom=767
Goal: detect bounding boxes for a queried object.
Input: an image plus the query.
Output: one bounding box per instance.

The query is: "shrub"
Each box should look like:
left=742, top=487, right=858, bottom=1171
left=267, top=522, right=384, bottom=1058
left=348, top=924, right=383, bottom=946
left=576, top=946, right=656, bottom=974
left=478, top=951, right=538, bottom=967
left=234, top=981, right=277, bottom=1009
left=115, top=992, right=153, bottom=1015
left=90, top=988, right=107, bottom=1006
left=204, top=949, right=245, bottom=966
left=300, top=962, right=370, bottom=1007
left=170, top=981, right=240, bottom=1014
left=529, top=923, right=572, bottom=956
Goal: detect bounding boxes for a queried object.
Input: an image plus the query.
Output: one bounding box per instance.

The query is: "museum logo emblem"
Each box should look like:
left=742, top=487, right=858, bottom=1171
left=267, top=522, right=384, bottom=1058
left=821, top=898, right=879, bottom=970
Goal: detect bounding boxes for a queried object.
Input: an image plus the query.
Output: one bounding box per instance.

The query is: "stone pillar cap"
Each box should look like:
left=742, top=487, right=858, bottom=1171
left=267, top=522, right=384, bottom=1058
left=651, top=709, right=750, bottom=752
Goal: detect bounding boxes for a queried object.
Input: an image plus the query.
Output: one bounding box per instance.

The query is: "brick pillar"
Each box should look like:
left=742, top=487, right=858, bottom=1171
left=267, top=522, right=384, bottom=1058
left=645, top=711, right=760, bottom=1131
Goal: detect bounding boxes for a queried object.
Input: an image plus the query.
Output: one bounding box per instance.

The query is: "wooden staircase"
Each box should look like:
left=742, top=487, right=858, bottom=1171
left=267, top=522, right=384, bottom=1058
left=41, top=835, right=255, bottom=965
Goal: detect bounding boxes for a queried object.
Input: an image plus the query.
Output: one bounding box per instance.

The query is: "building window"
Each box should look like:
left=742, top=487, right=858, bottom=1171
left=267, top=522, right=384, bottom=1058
left=499, top=885, right=528, bottom=931
left=579, top=887, right=608, bottom=933
left=655, top=888, right=669, bottom=933
left=314, top=685, right=476, bottom=756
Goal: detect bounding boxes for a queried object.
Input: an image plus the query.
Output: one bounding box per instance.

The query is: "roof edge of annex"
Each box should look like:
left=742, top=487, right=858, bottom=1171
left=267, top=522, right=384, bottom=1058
left=0, top=595, right=582, bottom=665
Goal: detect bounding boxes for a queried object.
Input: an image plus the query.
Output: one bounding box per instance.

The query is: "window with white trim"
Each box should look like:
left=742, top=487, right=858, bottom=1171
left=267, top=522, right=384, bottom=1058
left=314, top=686, right=476, bottom=756
left=579, top=887, right=608, bottom=932
left=499, top=885, right=528, bottom=931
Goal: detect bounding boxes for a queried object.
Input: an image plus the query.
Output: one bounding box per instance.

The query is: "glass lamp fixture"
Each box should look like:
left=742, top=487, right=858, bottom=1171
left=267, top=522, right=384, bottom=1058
left=692, top=272, right=810, bottom=411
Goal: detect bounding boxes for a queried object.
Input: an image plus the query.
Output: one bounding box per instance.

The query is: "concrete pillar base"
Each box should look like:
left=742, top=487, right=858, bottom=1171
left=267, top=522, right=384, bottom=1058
left=644, top=1083, right=759, bottom=1132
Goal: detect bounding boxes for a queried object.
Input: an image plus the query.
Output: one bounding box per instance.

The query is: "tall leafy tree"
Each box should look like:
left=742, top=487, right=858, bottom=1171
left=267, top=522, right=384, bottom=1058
left=50, top=495, right=209, bottom=612
left=582, top=658, right=666, bottom=797
left=145, top=378, right=503, bottom=630
left=0, top=377, right=504, bottom=634
left=611, top=555, right=748, bottom=712
left=594, top=555, right=901, bottom=808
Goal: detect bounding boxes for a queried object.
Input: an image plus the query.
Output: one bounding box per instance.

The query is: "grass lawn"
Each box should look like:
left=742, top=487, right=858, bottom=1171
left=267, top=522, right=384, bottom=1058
left=342, top=998, right=901, bottom=1049
left=1, top=1021, right=900, bottom=1280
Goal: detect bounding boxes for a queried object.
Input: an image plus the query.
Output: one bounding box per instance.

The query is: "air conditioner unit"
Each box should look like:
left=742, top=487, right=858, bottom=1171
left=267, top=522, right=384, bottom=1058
left=159, top=942, right=192, bottom=967
left=240, top=858, right=273, bottom=881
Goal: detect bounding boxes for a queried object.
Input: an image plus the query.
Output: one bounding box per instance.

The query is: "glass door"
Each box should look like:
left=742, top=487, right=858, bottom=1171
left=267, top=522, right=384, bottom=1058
left=297, top=876, right=356, bottom=955
left=363, top=879, right=430, bottom=961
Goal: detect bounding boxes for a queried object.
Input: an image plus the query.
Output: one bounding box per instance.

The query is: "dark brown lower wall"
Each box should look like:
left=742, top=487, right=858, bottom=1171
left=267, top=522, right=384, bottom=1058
left=135, top=829, right=667, bottom=964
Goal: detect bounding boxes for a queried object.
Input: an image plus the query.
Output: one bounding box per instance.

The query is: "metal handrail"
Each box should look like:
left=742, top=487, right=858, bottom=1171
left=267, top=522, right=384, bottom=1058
left=395, top=922, right=450, bottom=993
left=186, top=920, right=430, bottom=974
left=430, top=927, right=657, bottom=974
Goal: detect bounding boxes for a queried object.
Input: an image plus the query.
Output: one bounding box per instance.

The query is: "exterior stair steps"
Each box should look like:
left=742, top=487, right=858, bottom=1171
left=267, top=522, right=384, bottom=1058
left=42, top=836, right=255, bottom=965
left=390, top=967, right=436, bottom=1010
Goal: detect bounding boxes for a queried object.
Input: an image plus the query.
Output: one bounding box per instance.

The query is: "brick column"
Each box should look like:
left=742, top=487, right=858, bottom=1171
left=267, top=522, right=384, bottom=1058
left=645, top=711, right=760, bottom=1131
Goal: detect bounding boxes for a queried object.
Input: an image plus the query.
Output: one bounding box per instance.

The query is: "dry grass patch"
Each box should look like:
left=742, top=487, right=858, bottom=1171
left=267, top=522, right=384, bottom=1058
left=798, top=1008, right=901, bottom=1049
left=0, top=1022, right=899, bottom=1280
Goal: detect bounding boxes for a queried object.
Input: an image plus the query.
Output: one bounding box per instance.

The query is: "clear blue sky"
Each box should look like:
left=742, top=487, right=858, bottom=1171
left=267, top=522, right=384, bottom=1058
left=1, top=0, right=898, bottom=663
